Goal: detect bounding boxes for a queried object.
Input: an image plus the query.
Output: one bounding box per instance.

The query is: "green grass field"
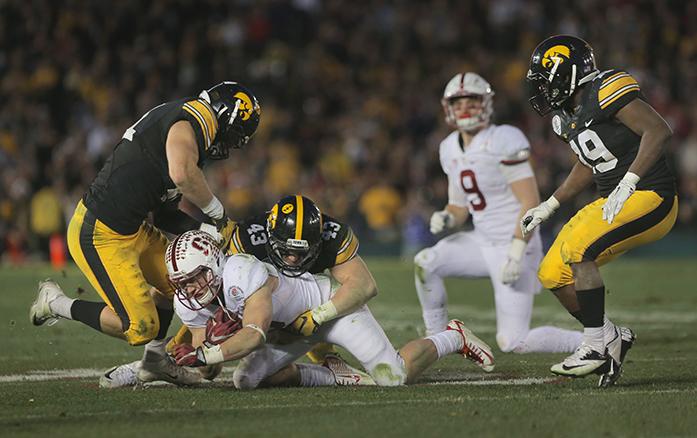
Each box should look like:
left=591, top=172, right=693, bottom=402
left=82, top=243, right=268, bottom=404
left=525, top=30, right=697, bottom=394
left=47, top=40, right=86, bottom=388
left=2, top=258, right=697, bottom=437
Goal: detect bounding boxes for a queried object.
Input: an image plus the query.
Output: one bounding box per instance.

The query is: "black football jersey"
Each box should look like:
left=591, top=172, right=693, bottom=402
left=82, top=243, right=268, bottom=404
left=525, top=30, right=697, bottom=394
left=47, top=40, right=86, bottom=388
left=83, top=97, right=219, bottom=234
left=550, top=69, right=675, bottom=197
left=229, top=212, right=359, bottom=273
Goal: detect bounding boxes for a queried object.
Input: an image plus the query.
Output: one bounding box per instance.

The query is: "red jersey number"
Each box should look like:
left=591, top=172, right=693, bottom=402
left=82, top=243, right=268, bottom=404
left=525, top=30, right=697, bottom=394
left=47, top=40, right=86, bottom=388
left=460, top=170, right=487, bottom=211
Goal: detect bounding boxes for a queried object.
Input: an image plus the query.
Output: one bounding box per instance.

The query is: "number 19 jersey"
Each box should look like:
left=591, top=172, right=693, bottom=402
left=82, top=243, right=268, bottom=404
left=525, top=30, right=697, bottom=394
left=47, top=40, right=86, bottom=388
left=550, top=69, right=675, bottom=197
left=440, top=124, right=534, bottom=245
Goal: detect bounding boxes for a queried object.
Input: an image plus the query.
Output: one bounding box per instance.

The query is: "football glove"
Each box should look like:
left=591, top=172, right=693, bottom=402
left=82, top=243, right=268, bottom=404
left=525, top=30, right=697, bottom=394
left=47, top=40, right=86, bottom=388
left=602, top=172, right=639, bottom=224
left=430, top=210, right=455, bottom=234
left=520, top=196, right=559, bottom=237
left=173, top=343, right=224, bottom=367
left=199, top=216, right=236, bottom=251
left=501, top=238, right=526, bottom=285
left=205, top=307, right=242, bottom=345
left=287, top=309, right=320, bottom=336
left=173, top=344, right=207, bottom=367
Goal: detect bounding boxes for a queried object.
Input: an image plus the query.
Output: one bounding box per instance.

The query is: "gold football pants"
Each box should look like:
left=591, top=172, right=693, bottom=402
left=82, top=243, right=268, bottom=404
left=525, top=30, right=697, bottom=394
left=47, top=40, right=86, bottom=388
left=67, top=201, right=173, bottom=345
left=538, top=192, right=677, bottom=290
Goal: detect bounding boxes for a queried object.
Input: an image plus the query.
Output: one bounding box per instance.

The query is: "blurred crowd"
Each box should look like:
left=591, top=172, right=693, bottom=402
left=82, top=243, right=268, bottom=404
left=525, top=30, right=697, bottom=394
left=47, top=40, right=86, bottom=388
left=1, top=0, right=696, bottom=264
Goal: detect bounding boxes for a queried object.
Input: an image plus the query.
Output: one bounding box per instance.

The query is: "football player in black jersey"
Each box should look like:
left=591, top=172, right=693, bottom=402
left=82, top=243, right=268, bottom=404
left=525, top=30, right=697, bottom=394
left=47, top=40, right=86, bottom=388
left=29, top=81, right=261, bottom=386
left=168, top=194, right=375, bottom=364
left=522, top=35, right=677, bottom=386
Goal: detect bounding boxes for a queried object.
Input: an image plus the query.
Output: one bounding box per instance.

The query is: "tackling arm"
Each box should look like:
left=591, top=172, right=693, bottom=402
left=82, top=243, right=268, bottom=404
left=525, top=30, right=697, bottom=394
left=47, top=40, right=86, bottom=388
left=165, top=121, right=218, bottom=212
left=325, top=255, right=378, bottom=317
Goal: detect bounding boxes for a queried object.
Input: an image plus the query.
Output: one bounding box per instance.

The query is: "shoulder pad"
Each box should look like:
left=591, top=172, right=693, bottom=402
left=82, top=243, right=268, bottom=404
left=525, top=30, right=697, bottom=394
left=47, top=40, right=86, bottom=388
left=595, top=69, right=641, bottom=114
left=490, top=125, right=530, bottom=161
left=223, top=254, right=269, bottom=299
left=182, top=98, right=219, bottom=150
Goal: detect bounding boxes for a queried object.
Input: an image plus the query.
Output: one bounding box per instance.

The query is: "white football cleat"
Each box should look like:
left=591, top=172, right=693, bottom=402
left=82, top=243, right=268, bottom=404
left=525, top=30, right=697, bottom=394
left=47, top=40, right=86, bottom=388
left=446, top=319, right=495, bottom=372
left=551, top=343, right=607, bottom=377
left=30, top=279, right=64, bottom=326
left=598, top=326, right=636, bottom=388
left=138, top=349, right=202, bottom=386
left=100, top=361, right=141, bottom=389
left=323, top=354, right=376, bottom=386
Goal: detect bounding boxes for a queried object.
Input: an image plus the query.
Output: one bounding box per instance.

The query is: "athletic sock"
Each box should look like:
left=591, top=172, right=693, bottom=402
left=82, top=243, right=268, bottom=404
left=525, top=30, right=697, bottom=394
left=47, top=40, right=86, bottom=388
left=70, top=300, right=107, bottom=332
left=514, top=326, right=583, bottom=353
left=297, top=363, right=336, bottom=387
left=583, top=326, right=605, bottom=351
left=426, top=330, right=463, bottom=359
left=569, top=310, right=584, bottom=325
left=50, top=294, right=77, bottom=320
left=415, top=269, right=449, bottom=336
left=155, top=307, right=174, bottom=340
left=576, top=286, right=605, bottom=327
left=603, top=316, right=618, bottom=345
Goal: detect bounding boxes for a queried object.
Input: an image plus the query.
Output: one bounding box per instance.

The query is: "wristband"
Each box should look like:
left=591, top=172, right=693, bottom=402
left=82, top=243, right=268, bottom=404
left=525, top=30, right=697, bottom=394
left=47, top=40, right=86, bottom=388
left=202, top=196, right=225, bottom=220
left=622, top=172, right=640, bottom=186
left=245, top=324, right=267, bottom=343
left=545, top=195, right=560, bottom=211
left=312, top=301, right=338, bottom=325
left=201, top=344, right=225, bottom=364
left=507, top=238, right=527, bottom=262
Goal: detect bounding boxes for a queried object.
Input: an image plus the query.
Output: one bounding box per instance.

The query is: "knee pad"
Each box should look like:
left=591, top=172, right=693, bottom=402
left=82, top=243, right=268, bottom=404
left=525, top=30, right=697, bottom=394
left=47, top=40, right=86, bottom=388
left=124, top=318, right=159, bottom=346
left=496, top=332, right=523, bottom=353
left=370, top=361, right=407, bottom=387
left=538, top=254, right=573, bottom=290
left=232, top=368, right=260, bottom=390
left=414, top=248, right=435, bottom=284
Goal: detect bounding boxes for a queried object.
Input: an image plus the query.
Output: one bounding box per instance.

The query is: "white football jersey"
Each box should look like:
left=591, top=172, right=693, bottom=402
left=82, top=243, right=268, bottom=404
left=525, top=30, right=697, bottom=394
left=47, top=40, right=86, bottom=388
left=439, top=124, right=534, bottom=245
left=174, top=254, right=332, bottom=328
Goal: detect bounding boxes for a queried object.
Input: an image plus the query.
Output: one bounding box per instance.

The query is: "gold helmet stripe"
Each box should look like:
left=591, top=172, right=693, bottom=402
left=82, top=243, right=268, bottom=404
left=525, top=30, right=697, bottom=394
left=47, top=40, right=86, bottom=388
left=294, top=195, right=304, bottom=240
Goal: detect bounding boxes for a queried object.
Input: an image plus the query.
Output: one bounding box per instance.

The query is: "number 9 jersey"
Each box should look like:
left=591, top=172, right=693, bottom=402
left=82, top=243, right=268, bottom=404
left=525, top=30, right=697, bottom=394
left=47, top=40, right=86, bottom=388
left=440, top=124, right=535, bottom=245
left=550, top=69, right=675, bottom=197
left=227, top=212, right=359, bottom=273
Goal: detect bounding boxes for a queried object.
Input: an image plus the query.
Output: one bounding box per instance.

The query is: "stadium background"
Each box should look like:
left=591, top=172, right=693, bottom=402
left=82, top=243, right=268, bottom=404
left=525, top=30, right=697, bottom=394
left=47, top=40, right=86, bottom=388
left=1, top=0, right=696, bottom=266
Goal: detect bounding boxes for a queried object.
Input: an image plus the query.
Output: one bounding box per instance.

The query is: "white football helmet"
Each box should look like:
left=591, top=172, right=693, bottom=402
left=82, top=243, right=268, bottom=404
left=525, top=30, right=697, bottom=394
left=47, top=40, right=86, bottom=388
left=441, top=72, right=494, bottom=132
left=165, top=230, right=225, bottom=310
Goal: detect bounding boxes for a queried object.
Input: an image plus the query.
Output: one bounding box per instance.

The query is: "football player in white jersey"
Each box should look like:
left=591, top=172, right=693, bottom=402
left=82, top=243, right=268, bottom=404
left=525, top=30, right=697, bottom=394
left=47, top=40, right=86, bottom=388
left=414, top=72, right=582, bottom=354
left=169, top=230, right=495, bottom=388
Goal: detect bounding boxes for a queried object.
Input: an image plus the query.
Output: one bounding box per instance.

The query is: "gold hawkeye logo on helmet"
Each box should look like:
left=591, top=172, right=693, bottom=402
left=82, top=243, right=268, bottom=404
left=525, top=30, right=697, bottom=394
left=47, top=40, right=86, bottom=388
left=268, top=204, right=279, bottom=229
left=542, top=45, right=570, bottom=69
left=233, top=92, right=256, bottom=121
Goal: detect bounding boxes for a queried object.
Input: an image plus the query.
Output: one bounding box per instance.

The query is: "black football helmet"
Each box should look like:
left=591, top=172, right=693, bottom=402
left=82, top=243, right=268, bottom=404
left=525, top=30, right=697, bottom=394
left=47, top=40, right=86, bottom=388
left=266, top=195, right=323, bottom=277
left=199, top=81, right=261, bottom=160
left=526, top=35, right=599, bottom=116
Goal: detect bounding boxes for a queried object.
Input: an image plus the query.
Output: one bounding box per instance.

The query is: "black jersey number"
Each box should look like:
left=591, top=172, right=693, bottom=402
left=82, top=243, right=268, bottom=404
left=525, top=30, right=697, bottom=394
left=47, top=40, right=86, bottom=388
left=247, top=224, right=267, bottom=246
left=569, top=129, right=618, bottom=173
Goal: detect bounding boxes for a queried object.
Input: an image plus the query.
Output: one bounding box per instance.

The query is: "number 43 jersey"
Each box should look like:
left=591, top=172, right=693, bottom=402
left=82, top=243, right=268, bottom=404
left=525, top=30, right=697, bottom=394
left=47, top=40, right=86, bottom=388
left=440, top=124, right=535, bottom=245
left=228, top=212, right=359, bottom=273
left=550, top=69, right=675, bottom=197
